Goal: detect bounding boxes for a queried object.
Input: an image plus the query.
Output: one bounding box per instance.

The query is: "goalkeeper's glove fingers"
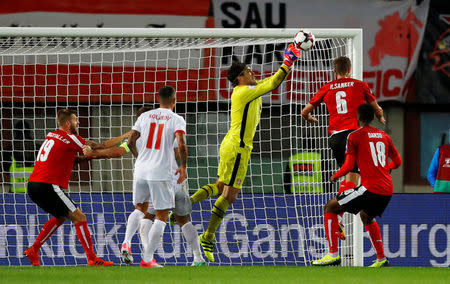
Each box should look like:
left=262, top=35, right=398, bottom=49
left=283, top=43, right=301, bottom=67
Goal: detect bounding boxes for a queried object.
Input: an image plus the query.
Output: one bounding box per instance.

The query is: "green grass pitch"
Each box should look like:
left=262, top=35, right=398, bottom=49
left=0, top=266, right=448, bottom=284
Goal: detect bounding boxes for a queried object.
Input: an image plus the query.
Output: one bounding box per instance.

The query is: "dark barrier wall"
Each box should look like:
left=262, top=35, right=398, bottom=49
left=0, top=193, right=448, bottom=266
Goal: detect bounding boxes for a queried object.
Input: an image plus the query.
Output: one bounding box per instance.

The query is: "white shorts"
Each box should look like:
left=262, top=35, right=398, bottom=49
left=132, top=178, right=174, bottom=210
left=147, top=179, right=191, bottom=216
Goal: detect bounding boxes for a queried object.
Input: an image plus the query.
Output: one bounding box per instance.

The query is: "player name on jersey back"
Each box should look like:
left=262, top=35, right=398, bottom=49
left=329, top=81, right=355, bottom=90
left=132, top=108, right=186, bottom=181
left=368, top=132, right=383, bottom=138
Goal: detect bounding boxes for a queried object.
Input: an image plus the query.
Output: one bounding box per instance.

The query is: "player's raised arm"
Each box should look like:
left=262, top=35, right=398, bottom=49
left=229, top=44, right=300, bottom=103
left=175, top=131, right=187, bottom=184
left=370, top=100, right=386, bottom=124
left=102, top=130, right=132, bottom=148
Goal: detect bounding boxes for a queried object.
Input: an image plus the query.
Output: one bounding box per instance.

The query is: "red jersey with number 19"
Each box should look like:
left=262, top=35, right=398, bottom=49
left=309, top=78, right=376, bottom=135
left=346, top=126, right=400, bottom=195
left=29, top=130, right=85, bottom=189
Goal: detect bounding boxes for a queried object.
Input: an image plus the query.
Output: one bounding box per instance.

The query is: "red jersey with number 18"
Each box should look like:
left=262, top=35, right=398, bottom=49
left=29, top=130, right=85, bottom=189
left=308, top=78, right=376, bottom=135
left=346, top=126, right=400, bottom=195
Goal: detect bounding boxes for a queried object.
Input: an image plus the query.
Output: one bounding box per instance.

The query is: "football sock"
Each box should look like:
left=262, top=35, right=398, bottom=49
left=123, top=209, right=144, bottom=246
left=365, top=221, right=385, bottom=260
left=204, top=196, right=229, bottom=240
left=324, top=212, right=339, bottom=254
left=139, top=219, right=153, bottom=251
left=190, top=184, right=219, bottom=204
left=143, top=219, right=166, bottom=263
left=181, top=222, right=203, bottom=262
left=32, top=217, right=63, bottom=251
left=75, top=221, right=96, bottom=261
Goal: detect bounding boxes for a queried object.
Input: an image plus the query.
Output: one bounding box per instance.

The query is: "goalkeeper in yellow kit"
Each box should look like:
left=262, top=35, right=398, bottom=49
left=190, top=43, right=301, bottom=262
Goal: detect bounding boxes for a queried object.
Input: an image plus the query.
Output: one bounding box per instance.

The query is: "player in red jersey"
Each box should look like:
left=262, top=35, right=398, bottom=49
left=24, top=109, right=121, bottom=267
left=312, top=103, right=402, bottom=267
left=301, top=56, right=386, bottom=239
left=302, top=56, right=385, bottom=184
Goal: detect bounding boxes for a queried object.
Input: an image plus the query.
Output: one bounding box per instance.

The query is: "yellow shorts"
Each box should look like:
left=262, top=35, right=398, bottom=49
left=217, top=142, right=251, bottom=189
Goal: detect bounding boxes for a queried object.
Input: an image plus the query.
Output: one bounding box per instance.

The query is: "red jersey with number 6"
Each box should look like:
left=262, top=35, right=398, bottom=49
left=346, top=126, right=399, bottom=195
left=29, top=130, right=85, bottom=189
left=309, top=78, right=376, bottom=135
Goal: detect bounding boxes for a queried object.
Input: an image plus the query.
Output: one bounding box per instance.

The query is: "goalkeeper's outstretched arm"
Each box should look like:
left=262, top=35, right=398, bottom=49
left=228, top=43, right=300, bottom=103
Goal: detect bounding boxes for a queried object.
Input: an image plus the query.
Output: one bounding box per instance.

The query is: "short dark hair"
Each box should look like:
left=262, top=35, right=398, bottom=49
left=334, top=56, right=351, bottom=76
left=227, top=61, right=247, bottom=87
left=358, top=103, right=375, bottom=124
left=136, top=105, right=153, bottom=117
left=158, top=85, right=175, bottom=105
left=57, top=109, right=76, bottom=126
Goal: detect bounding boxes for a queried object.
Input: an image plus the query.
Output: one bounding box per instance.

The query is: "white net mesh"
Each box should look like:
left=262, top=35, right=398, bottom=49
left=0, top=29, right=358, bottom=266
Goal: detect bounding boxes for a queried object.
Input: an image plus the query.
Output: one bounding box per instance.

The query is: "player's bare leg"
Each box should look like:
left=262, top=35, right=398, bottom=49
left=141, top=209, right=168, bottom=268
left=25, top=216, right=66, bottom=266
left=68, top=209, right=113, bottom=266
left=200, top=185, right=238, bottom=262
left=175, top=214, right=206, bottom=266
left=121, top=202, right=148, bottom=265
left=313, top=198, right=344, bottom=266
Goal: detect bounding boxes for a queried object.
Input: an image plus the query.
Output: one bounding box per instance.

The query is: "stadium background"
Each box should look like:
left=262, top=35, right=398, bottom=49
left=0, top=0, right=448, bottom=267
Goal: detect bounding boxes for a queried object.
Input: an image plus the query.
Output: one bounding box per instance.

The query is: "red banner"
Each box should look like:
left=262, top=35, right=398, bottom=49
left=0, top=65, right=217, bottom=103
left=0, top=0, right=210, bottom=16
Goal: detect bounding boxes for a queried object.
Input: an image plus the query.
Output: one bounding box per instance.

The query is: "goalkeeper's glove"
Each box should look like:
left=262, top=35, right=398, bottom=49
left=283, top=43, right=301, bottom=67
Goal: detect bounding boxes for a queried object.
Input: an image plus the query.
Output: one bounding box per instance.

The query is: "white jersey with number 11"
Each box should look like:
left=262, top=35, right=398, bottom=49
left=132, top=108, right=186, bottom=181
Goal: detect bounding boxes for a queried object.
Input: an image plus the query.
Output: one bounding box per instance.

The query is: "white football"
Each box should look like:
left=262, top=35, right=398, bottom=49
left=294, top=29, right=315, bottom=51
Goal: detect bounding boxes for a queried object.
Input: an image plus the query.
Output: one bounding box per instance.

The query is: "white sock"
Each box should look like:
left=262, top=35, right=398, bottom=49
left=181, top=222, right=204, bottom=262
left=139, top=219, right=153, bottom=251
left=123, top=209, right=144, bottom=246
left=143, top=219, right=166, bottom=263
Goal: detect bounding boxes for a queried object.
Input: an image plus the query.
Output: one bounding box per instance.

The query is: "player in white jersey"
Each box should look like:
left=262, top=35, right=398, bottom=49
left=84, top=129, right=205, bottom=267
left=139, top=138, right=206, bottom=266
left=128, top=85, right=187, bottom=268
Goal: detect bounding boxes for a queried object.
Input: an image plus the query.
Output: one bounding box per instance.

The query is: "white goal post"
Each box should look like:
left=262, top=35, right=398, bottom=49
left=0, top=27, right=363, bottom=266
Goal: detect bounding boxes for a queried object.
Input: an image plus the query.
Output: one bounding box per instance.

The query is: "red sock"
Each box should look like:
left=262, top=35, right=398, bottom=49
left=75, top=221, right=96, bottom=261
left=32, top=217, right=63, bottom=251
left=365, top=221, right=385, bottom=259
left=324, top=212, right=339, bottom=254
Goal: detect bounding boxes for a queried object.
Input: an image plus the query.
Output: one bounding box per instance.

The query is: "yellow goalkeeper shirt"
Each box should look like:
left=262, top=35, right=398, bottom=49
left=223, top=65, right=291, bottom=150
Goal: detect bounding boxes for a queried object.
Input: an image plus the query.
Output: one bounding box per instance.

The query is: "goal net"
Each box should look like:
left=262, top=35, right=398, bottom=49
left=0, top=28, right=363, bottom=266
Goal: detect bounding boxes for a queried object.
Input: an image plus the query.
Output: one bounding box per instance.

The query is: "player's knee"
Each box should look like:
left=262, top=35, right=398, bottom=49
left=144, top=212, right=155, bottom=220
left=57, top=216, right=66, bottom=224
left=216, top=180, right=225, bottom=194
left=359, top=211, right=372, bottom=225
left=324, top=198, right=338, bottom=213
left=176, top=215, right=189, bottom=227
left=71, top=210, right=87, bottom=223
left=135, top=202, right=148, bottom=213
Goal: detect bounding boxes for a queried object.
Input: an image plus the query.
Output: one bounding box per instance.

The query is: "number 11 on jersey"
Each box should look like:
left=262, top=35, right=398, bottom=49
left=146, top=123, right=165, bottom=150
